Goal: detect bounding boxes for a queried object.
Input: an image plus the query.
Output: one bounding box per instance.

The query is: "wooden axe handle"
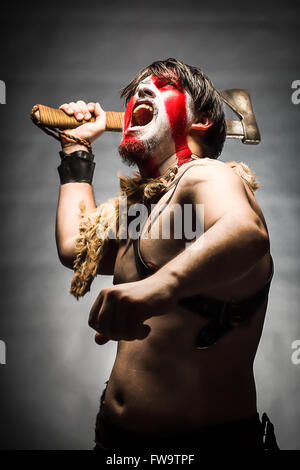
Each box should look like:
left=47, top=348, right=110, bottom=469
left=31, top=104, right=124, bottom=132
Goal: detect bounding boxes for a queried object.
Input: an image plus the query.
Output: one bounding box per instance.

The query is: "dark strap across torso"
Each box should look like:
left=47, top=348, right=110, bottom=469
left=131, top=161, right=274, bottom=349
left=132, top=161, right=201, bottom=279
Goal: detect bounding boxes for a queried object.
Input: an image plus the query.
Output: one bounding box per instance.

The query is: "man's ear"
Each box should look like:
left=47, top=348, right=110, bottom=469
left=191, top=112, right=214, bottom=132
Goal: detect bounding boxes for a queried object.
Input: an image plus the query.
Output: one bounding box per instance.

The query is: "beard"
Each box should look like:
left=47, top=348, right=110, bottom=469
left=118, top=135, right=158, bottom=167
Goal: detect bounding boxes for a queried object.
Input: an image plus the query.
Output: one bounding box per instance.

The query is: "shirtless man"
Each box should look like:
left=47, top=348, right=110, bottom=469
left=56, top=59, right=274, bottom=451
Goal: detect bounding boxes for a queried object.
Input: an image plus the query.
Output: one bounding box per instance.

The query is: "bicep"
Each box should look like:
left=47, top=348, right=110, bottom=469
left=57, top=223, right=119, bottom=274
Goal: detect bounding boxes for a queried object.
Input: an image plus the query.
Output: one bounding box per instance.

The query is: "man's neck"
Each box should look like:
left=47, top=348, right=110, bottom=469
left=137, top=152, right=177, bottom=179
left=137, top=145, right=204, bottom=179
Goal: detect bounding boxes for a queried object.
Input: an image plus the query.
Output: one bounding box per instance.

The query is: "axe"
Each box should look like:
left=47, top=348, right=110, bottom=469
left=30, top=89, right=261, bottom=144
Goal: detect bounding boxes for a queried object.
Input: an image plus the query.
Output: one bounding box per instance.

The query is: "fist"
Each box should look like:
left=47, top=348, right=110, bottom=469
left=88, top=277, right=175, bottom=345
left=59, top=100, right=106, bottom=149
left=88, top=283, right=151, bottom=344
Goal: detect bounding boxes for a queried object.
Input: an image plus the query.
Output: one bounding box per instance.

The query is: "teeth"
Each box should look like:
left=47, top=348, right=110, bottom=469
left=133, top=104, right=153, bottom=114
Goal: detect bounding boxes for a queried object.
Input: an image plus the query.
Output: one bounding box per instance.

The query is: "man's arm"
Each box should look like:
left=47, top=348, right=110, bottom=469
left=155, top=161, right=270, bottom=300
left=56, top=181, right=97, bottom=268
left=55, top=101, right=117, bottom=273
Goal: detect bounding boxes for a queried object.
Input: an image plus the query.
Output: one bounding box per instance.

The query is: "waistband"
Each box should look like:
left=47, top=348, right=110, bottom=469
left=95, top=407, right=264, bottom=451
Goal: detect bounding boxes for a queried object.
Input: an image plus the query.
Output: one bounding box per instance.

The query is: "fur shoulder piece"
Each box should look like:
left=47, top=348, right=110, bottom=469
left=225, top=161, right=260, bottom=193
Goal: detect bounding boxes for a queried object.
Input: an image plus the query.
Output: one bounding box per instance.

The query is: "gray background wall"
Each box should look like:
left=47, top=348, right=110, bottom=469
left=0, top=0, right=299, bottom=450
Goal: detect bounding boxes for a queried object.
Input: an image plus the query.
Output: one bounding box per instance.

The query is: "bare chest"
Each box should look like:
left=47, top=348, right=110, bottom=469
left=113, top=191, right=201, bottom=285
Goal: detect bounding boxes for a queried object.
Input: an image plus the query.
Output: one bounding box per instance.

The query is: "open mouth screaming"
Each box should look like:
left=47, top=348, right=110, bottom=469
left=130, top=101, right=154, bottom=129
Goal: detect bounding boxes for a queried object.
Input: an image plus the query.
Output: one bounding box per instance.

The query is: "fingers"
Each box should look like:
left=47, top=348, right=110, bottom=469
left=89, top=291, right=115, bottom=339
left=76, top=100, right=89, bottom=120
left=59, top=102, right=79, bottom=118
left=88, top=290, right=104, bottom=330
left=87, top=102, right=96, bottom=114
left=59, top=100, right=100, bottom=121
left=94, top=332, right=109, bottom=345
left=135, top=324, right=151, bottom=340
left=94, top=101, right=103, bottom=118
left=121, top=310, right=150, bottom=341
left=88, top=288, right=151, bottom=342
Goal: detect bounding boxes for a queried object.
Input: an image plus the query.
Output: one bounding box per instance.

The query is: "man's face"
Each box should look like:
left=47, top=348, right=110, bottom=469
left=118, top=74, right=195, bottom=168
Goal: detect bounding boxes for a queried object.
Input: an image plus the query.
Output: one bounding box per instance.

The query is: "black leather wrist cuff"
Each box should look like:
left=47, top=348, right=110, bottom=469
left=58, top=155, right=95, bottom=184
left=59, top=149, right=95, bottom=162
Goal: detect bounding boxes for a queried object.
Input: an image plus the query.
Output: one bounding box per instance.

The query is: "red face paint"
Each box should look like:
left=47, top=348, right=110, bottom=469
left=119, top=96, right=160, bottom=177
left=123, top=96, right=135, bottom=132
left=120, top=97, right=146, bottom=160
left=152, top=75, right=192, bottom=165
left=119, top=73, right=193, bottom=177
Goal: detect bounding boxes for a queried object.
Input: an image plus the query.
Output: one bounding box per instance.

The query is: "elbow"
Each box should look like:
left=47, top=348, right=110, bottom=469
left=249, top=217, right=270, bottom=260
left=255, top=228, right=270, bottom=258
left=56, top=239, right=76, bottom=270
left=232, top=211, right=270, bottom=262
left=58, top=252, right=75, bottom=270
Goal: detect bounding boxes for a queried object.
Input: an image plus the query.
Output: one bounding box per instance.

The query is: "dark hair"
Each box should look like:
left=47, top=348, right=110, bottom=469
left=121, top=58, right=226, bottom=159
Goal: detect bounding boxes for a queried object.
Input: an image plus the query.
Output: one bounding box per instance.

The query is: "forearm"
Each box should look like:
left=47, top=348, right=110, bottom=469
left=156, top=211, right=270, bottom=300
left=55, top=141, right=97, bottom=262
left=56, top=181, right=97, bottom=261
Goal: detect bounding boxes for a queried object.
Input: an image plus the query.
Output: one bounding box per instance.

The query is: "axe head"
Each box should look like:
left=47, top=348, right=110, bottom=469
left=220, top=89, right=261, bottom=145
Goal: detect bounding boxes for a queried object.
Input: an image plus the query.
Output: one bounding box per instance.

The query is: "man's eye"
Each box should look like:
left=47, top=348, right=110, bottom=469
left=159, top=80, right=177, bottom=89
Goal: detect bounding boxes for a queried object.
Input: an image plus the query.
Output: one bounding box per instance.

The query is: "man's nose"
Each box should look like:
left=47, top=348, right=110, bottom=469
left=137, top=85, right=156, bottom=99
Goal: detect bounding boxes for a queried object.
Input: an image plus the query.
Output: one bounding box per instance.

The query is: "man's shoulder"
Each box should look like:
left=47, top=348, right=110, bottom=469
left=176, top=158, right=241, bottom=195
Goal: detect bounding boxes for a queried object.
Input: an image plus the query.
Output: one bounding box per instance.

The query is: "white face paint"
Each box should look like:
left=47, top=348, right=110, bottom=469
left=120, top=74, right=195, bottom=164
